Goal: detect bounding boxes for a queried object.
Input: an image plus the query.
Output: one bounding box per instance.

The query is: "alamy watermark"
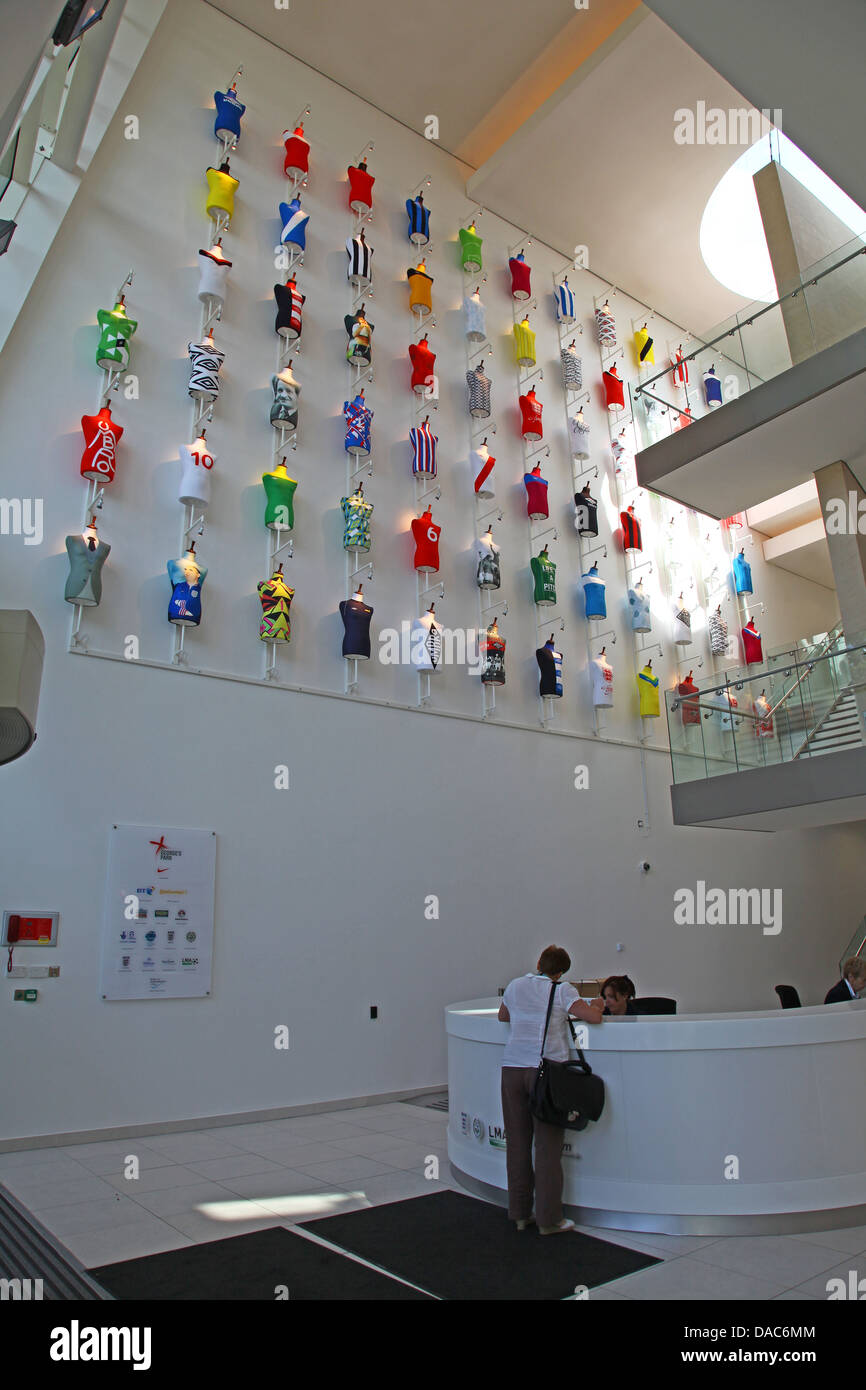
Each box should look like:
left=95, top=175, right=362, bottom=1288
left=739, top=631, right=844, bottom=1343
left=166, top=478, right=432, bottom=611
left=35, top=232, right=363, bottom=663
left=824, top=492, right=866, bottom=535
left=674, top=103, right=782, bottom=146
left=378, top=623, right=485, bottom=675
left=0, top=498, right=43, bottom=545
left=674, top=880, right=782, bottom=935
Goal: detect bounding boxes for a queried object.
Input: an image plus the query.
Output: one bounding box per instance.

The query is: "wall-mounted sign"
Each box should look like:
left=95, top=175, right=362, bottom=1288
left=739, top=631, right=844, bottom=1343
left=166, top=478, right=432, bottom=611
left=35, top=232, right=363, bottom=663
left=99, top=825, right=216, bottom=1001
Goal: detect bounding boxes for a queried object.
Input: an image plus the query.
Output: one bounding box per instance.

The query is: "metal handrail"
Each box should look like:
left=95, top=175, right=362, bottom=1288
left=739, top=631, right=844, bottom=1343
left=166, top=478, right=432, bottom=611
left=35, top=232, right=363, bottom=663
left=766, top=632, right=856, bottom=724
left=635, top=243, right=866, bottom=401
left=671, top=635, right=853, bottom=723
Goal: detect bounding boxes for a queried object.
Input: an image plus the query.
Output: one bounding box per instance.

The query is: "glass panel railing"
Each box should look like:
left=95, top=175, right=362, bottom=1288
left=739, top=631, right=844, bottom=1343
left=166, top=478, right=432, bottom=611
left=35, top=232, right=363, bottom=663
left=839, top=919, right=866, bottom=975
left=632, top=235, right=866, bottom=452
left=667, top=638, right=866, bottom=784
left=764, top=622, right=844, bottom=668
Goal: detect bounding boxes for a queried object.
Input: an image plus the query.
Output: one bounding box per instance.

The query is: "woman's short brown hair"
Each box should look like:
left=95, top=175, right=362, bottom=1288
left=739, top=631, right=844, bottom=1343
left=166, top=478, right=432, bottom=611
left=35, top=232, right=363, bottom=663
left=843, top=957, right=866, bottom=982
left=537, top=945, right=571, bottom=976
left=601, top=974, right=636, bottom=1000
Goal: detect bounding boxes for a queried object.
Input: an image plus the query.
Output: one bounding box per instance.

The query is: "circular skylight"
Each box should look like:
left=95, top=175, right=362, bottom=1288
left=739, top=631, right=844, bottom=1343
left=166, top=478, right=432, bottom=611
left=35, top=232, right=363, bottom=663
left=700, top=133, right=866, bottom=304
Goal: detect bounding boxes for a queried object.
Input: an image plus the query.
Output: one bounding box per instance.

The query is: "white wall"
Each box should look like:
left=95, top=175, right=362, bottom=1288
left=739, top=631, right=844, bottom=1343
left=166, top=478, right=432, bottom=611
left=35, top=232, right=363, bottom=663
left=0, top=0, right=862, bottom=1141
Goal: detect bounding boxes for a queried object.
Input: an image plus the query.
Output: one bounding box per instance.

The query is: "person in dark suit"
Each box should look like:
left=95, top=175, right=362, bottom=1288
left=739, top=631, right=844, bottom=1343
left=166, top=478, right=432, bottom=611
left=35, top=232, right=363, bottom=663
left=824, top=957, right=866, bottom=1004
left=600, top=975, right=637, bottom=1016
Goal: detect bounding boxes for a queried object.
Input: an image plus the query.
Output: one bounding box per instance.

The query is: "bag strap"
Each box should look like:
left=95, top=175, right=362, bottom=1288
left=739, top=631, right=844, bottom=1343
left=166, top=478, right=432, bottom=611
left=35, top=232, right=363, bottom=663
left=567, top=1016, right=594, bottom=1073
left=539, top=980, right=558, bottom=1061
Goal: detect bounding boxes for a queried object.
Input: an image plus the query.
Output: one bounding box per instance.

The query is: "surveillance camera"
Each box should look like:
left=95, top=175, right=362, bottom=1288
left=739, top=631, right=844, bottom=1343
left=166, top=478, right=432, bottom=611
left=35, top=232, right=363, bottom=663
left=638, top=861, right=651, bottom=873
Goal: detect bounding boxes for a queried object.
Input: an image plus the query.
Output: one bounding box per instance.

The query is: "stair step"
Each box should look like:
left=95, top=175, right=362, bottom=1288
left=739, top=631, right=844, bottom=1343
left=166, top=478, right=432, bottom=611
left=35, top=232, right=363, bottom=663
left=808, top=737, right=864, bottom=755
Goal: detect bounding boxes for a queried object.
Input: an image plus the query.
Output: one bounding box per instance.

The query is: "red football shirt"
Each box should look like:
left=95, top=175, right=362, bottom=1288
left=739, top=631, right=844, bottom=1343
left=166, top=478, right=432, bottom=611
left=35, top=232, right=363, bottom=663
left=347, top=163, right=374, bottom=212
left=524, top=468, right=549, bottom=520
left=411, top=511, right=441, bottom=573
left=519, top=389, right=543, bottom=440
left=620, top=508, right=642, bottom=551
left=603, top=368, right=625, bottom=411
left=678, top=678, right=700, bottom=726
left=409, top=340, right=436, bottom=394
left=509, top=254, right=532, bottom=300
left=283, top=126, right=310, bottom=177
left=80, top=406, right=123, bottom=482
left=742, top=623, right=763, bottom=664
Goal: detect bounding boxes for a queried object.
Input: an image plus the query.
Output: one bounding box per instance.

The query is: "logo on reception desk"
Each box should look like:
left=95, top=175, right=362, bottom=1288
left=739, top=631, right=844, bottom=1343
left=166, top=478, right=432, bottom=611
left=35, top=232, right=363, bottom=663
left=487, top=1124, right=507, bottom=1149
left=460, top=1113, right=488, bottom=1143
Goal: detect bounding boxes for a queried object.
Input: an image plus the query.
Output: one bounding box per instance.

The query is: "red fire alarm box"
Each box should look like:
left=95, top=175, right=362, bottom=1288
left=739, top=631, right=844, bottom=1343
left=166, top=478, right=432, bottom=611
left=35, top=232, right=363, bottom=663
left=2, top=911, right=59, bottom=946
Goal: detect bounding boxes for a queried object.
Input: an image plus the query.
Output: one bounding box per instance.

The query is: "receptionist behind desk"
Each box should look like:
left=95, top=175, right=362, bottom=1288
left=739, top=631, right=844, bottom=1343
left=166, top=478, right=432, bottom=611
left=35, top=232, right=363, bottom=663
left=601, top=975, right=637, bottom=1016
left=824, top=957, right=866, bottom=1004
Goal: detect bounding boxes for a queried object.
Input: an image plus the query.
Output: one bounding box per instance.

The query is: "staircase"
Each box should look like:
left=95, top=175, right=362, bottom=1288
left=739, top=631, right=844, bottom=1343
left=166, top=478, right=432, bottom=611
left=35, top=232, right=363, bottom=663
left=794, top=691, right=864, bottom=759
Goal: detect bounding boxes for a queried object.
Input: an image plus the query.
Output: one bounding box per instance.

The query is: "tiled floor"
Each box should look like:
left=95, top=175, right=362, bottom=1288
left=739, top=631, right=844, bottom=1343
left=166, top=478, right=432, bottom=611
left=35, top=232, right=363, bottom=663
left=1, top=1102, right=863, bottom=1301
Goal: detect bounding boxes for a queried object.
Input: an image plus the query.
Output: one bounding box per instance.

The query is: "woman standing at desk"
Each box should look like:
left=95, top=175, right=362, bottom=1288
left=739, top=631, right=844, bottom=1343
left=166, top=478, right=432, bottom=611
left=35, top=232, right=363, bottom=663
left=498, top=946, right=603, bottom=1234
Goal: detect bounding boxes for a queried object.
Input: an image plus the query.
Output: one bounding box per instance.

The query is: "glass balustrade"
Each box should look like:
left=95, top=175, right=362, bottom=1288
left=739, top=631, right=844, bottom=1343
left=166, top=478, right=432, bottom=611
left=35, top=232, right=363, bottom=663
left=838, top=918, right=866, bottom=975
left=667, top=637, right=866, bottom=784
left=631, top=235, right=866, bottom=453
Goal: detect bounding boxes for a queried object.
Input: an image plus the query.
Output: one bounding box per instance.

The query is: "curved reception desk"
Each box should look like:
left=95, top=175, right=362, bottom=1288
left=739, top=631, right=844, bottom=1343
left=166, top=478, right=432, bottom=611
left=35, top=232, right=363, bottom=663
left=446, top=998, right=866, bottom=1235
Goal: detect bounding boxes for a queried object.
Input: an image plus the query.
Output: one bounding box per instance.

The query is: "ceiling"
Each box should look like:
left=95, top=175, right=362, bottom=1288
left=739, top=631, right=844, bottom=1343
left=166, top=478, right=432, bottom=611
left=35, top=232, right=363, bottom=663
left=205, top=0, right=757, bottom=330
left=746, top=483, right=834, bottom=590
left=643, top=0, right=866, bottom=221
left=761, top=520, right=834, bottom=591
left=466, top=8, right=757, bottom=329
left=204, top=0, right=641, bottom=162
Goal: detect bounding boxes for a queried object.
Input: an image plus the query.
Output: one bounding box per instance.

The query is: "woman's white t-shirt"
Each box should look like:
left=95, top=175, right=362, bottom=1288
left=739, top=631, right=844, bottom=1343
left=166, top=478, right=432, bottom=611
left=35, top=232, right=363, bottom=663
left=501, top=974, right=582, bottom=1067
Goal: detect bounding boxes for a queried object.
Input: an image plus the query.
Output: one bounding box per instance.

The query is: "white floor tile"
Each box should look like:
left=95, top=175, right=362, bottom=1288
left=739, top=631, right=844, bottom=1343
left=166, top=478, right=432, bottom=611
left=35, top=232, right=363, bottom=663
left=60, top=1218, right=192, bottom=1268
left=130, top=1132, right=248, bottom=1162
left=57, top=1142, right=178, bottom=1176
left=338, top=1171, right=452, bottom=1207
left=791, top=1225, right=866, bottom=1255
left=158, top=1203, right=283, bottom=1244
left=101, top=1164, right=216, bottom=1195
left=233, top=1140, right=355, bottom=1166
left=346, top=1110, right=430, bottom=1133
left=691, top=1234, right=848, bottom=1286
left=364, top=1142, right=449, bottom=1174
left=0, top=1148, right=83, bottom=1174
left=125, top=1181, right=248, bottom=1219
left=266, top=1118, right=379, bottom=1142
left=276, top=1192, right=373, bottom=1222
left=293, top=1155, right=404, bottom=1185
left=1, top=1172, right=120, bottom=1210
left=596, top=1254, right=786, bottom=1301
left=216, top=1169, right=331, bottom=1201
left=0, top=1155, right=97, bottom=1185
left=30, top=1194, right=153, bottom=1237
left=789, top=1255, right=866, bottom=1300
left=328, top=1132, right=423, bottom=1158
left=184, top=1153, right=288, bottom=1181
left=582, top=1226, right=720, bottom=1257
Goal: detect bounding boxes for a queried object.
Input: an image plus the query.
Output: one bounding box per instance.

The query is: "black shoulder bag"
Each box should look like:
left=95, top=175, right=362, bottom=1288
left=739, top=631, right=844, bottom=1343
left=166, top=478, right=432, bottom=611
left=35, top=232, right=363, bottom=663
left=529, top=982, right=605, bottom=1131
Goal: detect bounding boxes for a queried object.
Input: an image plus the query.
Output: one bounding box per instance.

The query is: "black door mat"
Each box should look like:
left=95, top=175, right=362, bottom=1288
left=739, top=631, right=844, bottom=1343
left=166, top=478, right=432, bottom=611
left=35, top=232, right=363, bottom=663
left=89, top=1227, right=432, bottom=1301
left=303, top=1190, right=660, bottom=1300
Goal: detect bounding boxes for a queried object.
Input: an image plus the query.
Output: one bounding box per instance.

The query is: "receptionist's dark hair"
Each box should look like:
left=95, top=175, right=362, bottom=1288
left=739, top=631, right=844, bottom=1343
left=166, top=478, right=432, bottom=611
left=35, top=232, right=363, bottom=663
left=601, top=975, right=636, bottom=1000
left=537, top=945, right=571, bottom=977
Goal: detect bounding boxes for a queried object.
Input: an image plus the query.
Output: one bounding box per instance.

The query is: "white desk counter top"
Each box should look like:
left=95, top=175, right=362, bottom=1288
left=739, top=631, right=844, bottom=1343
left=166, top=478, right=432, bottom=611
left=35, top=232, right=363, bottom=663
left=445, top=998, right=866, bottom=1235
